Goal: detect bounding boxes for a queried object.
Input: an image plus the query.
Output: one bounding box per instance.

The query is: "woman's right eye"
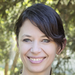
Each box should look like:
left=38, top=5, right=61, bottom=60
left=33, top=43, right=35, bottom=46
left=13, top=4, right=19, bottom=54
left=23, top=39, right=32, bottom=42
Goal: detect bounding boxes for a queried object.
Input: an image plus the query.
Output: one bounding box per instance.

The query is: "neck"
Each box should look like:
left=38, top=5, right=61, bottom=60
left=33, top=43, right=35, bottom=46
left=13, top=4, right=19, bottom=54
left=21, top=66, right=51, bottom=75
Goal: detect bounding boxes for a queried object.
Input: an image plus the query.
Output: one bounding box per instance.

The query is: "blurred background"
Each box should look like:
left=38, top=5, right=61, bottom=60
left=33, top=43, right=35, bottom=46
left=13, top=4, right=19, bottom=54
left=0, top=0, right=75, bottom=75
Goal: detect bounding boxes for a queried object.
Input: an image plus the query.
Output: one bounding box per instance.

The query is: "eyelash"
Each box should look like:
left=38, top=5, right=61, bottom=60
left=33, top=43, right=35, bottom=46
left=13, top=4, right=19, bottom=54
left=23, top=39, right=32, bottom=42
left=41, top=39, right=50, bottom=43
left=22, top=39, right=50, bottom=43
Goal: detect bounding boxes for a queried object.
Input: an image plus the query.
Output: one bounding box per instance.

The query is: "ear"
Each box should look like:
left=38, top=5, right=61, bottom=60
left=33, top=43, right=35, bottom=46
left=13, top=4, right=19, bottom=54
left=56, top=38, right=67, bottom=55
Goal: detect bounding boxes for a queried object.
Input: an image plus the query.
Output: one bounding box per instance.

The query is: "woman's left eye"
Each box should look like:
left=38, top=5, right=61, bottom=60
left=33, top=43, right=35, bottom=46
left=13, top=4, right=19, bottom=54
left=42, top=39, right=50, bottom=43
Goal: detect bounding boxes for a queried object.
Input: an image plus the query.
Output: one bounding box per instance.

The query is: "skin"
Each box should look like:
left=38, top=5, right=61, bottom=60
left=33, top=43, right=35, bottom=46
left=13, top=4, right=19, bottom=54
left=17, top=19, right=65, bottom=75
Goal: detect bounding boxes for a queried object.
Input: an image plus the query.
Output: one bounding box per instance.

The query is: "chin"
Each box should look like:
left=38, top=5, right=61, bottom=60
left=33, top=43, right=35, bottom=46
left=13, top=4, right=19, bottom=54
left=28, top=66, right=45, bottom=73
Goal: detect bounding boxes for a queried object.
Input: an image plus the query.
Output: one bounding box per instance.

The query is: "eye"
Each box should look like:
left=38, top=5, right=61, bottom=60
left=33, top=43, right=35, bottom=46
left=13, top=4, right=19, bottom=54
left=42, top=39, right=50, bottom=43
left=23, top=39, right=32, bottom=42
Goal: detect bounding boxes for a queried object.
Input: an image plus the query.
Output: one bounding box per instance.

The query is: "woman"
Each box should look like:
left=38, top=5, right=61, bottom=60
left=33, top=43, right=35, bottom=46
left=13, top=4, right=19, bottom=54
left=14, top=3, right=66, bottom=75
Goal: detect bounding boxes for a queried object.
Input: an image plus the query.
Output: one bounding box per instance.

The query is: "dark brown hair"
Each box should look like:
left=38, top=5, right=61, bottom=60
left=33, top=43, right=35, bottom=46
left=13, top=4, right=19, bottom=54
left=15, top=3, right=65, bottom=49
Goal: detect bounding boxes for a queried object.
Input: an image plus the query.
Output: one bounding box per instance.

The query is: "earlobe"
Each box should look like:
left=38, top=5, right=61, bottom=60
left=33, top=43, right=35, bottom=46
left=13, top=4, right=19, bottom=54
left=56, top=46, right=61, bottom=55
left=56, top=38, right=67, bottom=55
left=57, top=48, right=63, bottom=55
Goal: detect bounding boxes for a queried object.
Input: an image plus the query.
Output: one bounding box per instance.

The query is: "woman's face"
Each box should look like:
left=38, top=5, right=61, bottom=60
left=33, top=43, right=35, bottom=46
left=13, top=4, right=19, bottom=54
left=17, top=19, right=60, bottom=73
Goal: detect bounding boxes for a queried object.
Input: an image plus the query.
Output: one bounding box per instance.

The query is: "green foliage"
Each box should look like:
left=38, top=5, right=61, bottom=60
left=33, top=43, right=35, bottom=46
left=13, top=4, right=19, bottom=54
left=0, top=0, right=75, bottom=75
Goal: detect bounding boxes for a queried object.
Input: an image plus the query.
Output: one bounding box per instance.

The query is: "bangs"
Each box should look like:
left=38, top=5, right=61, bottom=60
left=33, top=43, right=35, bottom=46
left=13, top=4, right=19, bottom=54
left=24, top=5, right=64, bottom=43
left=15, top=3, right=65, bottom=49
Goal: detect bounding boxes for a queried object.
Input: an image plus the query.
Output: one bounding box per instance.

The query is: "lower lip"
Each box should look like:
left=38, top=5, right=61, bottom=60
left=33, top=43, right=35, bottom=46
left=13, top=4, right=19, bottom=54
left=28, top=58, right=45, bottom=64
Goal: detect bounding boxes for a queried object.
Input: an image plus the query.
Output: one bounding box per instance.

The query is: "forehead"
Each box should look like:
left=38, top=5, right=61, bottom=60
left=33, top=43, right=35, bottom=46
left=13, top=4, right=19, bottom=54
left=19, top=19, right=46, bottom=38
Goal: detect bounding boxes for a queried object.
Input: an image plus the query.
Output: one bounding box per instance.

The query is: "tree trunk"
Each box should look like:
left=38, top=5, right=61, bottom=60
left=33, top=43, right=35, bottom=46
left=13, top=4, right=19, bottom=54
left=10, top=50, right=19, bottom=75
left=4, top=61, right=9, bottom=75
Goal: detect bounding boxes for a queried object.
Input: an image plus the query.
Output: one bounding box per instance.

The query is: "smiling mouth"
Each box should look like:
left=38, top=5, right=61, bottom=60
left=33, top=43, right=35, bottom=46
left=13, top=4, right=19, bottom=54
left=27, top=56, right=46, bottom=64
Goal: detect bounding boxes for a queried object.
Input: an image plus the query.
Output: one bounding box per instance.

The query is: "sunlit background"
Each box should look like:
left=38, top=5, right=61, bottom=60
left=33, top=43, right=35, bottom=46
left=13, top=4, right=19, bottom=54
left=0, top=0, right=75, bottom=75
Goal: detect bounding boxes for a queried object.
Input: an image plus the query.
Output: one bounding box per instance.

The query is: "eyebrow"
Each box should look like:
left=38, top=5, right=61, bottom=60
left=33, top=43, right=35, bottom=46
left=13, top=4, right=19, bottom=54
left=21, top=34, right=46, bottom=38
left=41, top=35, right=47, bottom=37
left=22, top=34, right=31, bottom=37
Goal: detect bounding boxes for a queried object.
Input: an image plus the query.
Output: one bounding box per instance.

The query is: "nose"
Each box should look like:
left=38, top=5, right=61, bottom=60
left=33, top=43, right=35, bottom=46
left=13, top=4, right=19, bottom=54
left=31, top=41, right=41, bottom=54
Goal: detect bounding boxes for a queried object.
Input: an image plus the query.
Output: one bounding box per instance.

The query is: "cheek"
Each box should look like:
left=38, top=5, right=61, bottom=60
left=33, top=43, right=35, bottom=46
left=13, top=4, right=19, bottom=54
left=19, top=43, right=31, bottom=54
left=42, top=44, right=57, bottom=55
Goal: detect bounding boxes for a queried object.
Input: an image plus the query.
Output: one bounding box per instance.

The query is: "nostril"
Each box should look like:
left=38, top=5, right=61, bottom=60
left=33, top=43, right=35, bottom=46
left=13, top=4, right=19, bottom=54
left=27, top=56, right=30, bottom=59
left=30, top=48, right=41, bottom=53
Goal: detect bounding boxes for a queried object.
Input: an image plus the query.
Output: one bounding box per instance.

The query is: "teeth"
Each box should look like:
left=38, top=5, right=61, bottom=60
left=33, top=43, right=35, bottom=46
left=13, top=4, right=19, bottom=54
left=30, top=58, right=43, bottom=61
